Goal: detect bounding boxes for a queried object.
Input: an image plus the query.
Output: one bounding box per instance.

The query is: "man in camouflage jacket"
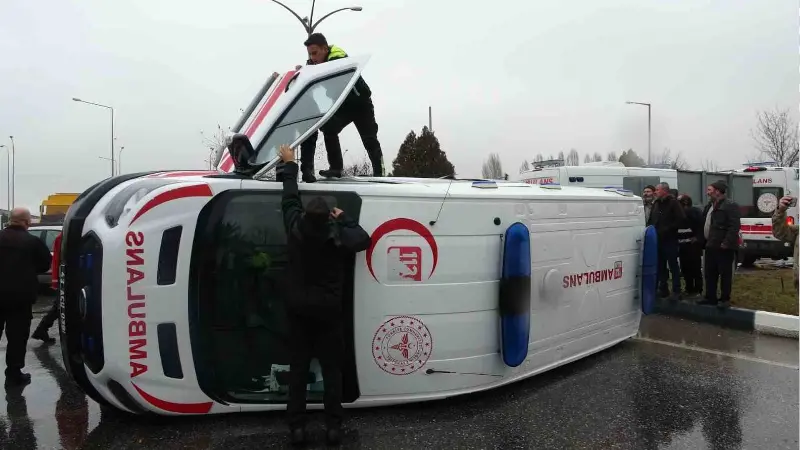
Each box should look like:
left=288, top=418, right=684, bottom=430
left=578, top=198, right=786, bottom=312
left=772, top=195, right=798, bottom=291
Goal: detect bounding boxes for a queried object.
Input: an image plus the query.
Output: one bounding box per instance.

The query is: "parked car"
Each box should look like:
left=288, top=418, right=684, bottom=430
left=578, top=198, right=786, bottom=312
left=28, top=224, right=61, bottom=291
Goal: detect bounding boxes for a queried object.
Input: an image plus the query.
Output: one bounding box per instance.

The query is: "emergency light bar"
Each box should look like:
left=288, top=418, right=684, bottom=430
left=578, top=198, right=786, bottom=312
left=743, top=166, right=768, bottom=172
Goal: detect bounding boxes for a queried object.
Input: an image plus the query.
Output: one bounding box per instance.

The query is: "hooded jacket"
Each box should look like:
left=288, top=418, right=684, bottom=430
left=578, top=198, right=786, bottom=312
left=280, top=161, right=371, bottom=318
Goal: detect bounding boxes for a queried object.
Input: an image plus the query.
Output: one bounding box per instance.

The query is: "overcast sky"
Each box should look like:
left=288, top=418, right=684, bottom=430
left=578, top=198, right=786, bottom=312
left=1, top=0, right=797, bottom=212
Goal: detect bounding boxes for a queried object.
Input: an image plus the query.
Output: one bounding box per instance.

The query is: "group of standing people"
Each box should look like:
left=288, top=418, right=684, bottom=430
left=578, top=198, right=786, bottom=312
left=642, top=180, right=742, bottom=308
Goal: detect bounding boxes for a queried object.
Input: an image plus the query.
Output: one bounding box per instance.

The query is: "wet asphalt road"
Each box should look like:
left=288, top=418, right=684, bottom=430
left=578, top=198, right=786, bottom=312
left=0, top=312, right=797, bottom=449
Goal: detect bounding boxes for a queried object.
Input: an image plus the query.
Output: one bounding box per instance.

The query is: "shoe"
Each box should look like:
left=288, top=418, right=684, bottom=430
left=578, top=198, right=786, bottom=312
left=301, top=168, right=317, bottom=183
left=326, top=426, right=342, bottom=446
left=717, top=300, right=731, bottom=310
left=289, top=427, right=306, bottom=446
left=32, top=329, right=56, bottom=344
left=319, top=169, right=342, bottom=178
left=4, top=372, right=31, bottom=388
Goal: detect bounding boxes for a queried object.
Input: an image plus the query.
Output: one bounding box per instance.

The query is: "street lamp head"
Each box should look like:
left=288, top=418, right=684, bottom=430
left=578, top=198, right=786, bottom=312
left=350, top=6, right=363, bottom=11
left=72, top=97, right=82, bottom=102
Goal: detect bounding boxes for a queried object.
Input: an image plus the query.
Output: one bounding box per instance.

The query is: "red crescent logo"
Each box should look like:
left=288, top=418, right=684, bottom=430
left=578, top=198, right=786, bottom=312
left=367, top=218, right=438, bottom=282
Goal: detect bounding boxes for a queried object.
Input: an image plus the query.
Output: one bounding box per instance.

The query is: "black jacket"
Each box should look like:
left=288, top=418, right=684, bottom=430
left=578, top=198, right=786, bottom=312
left=701, top=197, right=741, bottom=250
left=0, top=224, right=52, bottom=304
left=280, top=162, right=371, bottom=319
left=648, top=194, right=685, bottom=242
left=677, top=206, right=704, bottom=246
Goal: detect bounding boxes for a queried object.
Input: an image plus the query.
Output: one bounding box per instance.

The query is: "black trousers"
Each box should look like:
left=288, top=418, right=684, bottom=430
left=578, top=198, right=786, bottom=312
left=286, top=314, right=344, bottom=429
left=657, top=239, right=681, bottom=295
left=679, top=243, right=703, bottom=294
left=300, top=97, right=383, bottom=175
left=0, top=301, right=33, bottom=377
left=704, top=248, right=736, bottom=302
left=34, top=297, right=58, bottom=334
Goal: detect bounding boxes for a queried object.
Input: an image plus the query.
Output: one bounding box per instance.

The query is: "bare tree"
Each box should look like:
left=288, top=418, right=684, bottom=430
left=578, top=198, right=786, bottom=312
left=751, top=107, right=799, bottom=167
left=482, top=153, right=504, bottom=179
left=654, top=148, right=688, bottom=170
left=548, top=154, right=555, bottom=160
left=342, top=158, right=373, bottom=177
left=519, top=160, right=530, bottom=173
left=533, top=154, right=544, bottom=163
left=701, top=159, right=720, bottom=172
left=557, top=150, right=565, bottom=162
left=566, top=149, right=580, bottom=166
left=607, top=151, right=618, bottom=162
left=584, top=154, right=592, bottom=164
left=200, top=124, right=230, bottom=169
left=592, top=152, right=603, bottom=162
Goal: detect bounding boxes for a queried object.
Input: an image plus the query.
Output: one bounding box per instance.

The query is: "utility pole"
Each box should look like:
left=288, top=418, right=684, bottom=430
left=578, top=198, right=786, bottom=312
left=0, top=144, right=7, bottom=212
left=625, top=101, right=652, bottom=165
left=428, top=106, right=433, bottom=132
left=9, top=136, right=14, bottom=208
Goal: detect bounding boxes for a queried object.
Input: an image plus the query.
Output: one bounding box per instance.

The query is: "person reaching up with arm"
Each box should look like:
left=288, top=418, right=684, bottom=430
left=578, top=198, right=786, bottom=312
left=276, top=144, right=370, bottom=446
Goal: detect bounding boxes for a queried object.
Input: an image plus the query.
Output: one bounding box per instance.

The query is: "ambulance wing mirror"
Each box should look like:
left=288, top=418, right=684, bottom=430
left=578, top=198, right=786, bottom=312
left=226, top=133, right=259, bottom=177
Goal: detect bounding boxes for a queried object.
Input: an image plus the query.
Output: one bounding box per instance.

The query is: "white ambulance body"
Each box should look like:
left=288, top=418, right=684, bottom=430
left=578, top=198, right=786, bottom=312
left=519, top=162, right=678, bottom=193
left=58, top=55, right=649, bottom=416
left=735, top=164, right=799, bottom=265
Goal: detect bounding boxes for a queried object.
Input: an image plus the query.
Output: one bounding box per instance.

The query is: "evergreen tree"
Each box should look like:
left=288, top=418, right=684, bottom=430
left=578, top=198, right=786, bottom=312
left=391, top=127, right=455, bottom=177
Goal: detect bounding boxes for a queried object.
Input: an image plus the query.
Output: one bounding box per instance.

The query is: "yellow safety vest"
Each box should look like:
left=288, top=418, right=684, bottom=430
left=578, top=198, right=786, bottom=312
left=327, top=45, right=347, bottom=61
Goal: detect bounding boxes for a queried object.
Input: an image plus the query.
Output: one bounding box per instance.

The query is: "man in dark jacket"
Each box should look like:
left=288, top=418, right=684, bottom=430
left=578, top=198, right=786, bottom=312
left=648, top=182, right=685, bottom=300
left=277, top=144, right=371, bottom=446
left=0, top=208, right=52, bottom=387
left=297, top=33, right=385, bottom=182
left=699, top=180, right=741, bottom=308
left=677, top=194, right=704, bottom=297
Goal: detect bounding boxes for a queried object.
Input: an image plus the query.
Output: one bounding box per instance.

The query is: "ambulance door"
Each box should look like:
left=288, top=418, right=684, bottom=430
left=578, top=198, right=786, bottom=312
left=191, top=180, right=364, bottom=409
left=218, top=55, right=371, bottom=178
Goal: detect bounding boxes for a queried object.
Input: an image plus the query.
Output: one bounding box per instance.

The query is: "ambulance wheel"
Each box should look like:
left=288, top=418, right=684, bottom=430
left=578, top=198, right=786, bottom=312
left=739, top=255, right=757, bottom=267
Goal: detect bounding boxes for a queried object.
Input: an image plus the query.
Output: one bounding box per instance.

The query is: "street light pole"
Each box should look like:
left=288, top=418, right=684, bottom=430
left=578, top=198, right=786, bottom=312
left=118, top=146, right=125, bottom=174
left=9, top=136, right=14, bottom=208
left=625, top=101, right=651, bottom=165
left=72, top=97, right=115, bottom=177
left=0, top=144, right=7, bottom=212
left=270, top=0, right=362, bottom=36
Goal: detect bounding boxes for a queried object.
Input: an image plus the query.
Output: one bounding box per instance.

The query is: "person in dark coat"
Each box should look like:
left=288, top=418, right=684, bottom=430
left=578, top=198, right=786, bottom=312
left=648, top=182, right=685, bottom=300
left=277, top=144, right=372, bottom=446
left=677, top=194, right=704, bottom=297
left=31, top=231, right=62, bottom=344
left=699, top=180, right=741, bottom=309
left=0, top=208, right=52, bottom=387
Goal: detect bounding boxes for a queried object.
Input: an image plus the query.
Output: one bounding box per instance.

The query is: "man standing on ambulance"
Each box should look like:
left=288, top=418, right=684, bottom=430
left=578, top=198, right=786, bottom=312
left=297, top=33, right=385, bottom=182
left=277, top=144, right=372, bottom=445
left=699, top=180, right=741, bottom=308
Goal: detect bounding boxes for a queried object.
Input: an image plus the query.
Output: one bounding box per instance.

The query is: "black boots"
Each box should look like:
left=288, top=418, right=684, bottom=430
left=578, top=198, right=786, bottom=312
left=319, top=169, right=342, bottom=179
left=288, top=425, right=342, bottom=446
left=4, top=372, right=31, bottom=388
left=32, top=329, right=56, bottom=344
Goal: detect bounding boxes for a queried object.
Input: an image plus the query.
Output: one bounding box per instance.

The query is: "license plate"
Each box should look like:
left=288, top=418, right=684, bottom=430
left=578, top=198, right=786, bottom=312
left=58, top=263, right=66, bottom=335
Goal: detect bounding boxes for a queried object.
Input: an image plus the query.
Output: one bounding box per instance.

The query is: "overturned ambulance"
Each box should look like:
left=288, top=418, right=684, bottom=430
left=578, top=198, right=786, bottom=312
left=58, top=55, right=658, bottom=415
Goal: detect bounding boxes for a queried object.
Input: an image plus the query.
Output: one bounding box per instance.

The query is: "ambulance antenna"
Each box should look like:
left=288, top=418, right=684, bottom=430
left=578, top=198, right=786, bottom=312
left=429, top=177, right=455, bottom=226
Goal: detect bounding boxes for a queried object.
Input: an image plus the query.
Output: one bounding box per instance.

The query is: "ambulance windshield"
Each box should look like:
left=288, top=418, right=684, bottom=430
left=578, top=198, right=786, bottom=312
left=253, top=69, right=356, bottom=165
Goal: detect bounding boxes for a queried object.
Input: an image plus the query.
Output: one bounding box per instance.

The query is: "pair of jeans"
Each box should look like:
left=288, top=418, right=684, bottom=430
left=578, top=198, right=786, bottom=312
left=0, top=301, right=33, bottom=376
left=658, top=239, right=681, bottom=295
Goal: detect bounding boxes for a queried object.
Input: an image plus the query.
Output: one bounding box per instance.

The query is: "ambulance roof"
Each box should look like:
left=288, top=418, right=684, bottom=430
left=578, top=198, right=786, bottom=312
left=143, top=171, right=641, bottom=202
